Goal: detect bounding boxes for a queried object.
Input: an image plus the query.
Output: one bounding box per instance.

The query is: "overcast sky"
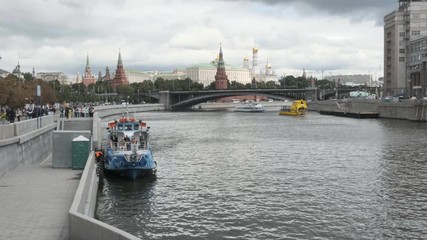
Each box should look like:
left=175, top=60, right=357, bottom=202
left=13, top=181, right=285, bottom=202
left=0, top=0, right=397, bottom=80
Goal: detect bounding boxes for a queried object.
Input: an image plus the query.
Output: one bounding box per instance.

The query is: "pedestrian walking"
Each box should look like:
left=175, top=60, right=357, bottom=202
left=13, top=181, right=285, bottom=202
left=7, top=108, right=15, bottom=123
left=0, top=109, right=6, bottom=124
left=16, top=108, right=22, bottom=122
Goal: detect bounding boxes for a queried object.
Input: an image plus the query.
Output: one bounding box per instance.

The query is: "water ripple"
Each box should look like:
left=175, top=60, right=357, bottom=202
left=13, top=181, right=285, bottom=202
left=96, top=112, right=427, bottom=239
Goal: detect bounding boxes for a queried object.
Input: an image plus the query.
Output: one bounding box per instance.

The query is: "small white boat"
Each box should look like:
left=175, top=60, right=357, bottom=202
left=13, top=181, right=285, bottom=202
left=234, top=102, right=265, bottom=112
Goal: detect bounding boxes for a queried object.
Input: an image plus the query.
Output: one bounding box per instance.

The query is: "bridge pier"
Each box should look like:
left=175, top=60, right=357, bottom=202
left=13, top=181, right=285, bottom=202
left=305, top=87, right=318, bottom=101
left=158, top=91, right=171, bottom=110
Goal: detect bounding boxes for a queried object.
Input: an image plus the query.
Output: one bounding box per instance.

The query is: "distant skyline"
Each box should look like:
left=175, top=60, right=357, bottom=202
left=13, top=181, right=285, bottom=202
left=0, top=0, right=396, bottom=80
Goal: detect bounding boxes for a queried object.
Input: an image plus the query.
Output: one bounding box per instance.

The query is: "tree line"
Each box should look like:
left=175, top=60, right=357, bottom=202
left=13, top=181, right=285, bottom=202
left=0, top=73, right=344, bottom=108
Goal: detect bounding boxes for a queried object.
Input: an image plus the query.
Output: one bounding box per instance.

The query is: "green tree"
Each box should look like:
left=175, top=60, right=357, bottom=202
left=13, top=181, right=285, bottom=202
left=23, top=72, right=34, bottom=81
left=317, top=79, right=333, bottom=89
left=284, top=75, right=297, bottom=88
left=265, top=80, right=277, bottom=89
left=116, top=84, right=135, bottom=101
left=296, top=77, right=308, bottom=88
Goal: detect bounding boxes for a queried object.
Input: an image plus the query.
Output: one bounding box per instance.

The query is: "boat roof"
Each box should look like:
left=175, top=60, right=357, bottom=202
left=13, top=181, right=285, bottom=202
left=108, top=117, right=147, bottom=129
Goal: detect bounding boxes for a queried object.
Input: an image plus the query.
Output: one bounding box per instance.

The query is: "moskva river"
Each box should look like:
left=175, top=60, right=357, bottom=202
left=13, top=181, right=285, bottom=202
left=96, top=110, right=427, bottom=239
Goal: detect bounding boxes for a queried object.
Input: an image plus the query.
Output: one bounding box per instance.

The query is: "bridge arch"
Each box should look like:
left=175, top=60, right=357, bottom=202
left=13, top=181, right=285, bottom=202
left=170, top=90, right=306, bottom=110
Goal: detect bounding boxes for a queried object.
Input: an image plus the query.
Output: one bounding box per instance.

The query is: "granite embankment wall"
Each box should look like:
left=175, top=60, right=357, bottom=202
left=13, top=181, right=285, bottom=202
left=0, top=104, right=164, bottom=240
left=378, top=100, right=427, bottom=121
left=310, top=99, right=427, bottom=121
left=309, top=99, right=379, bottom=113
left=0, top=116, right=56, bottom=178
left=68, top=104, right=164, bottom=240
left=68, top=153, right=139, bottom=240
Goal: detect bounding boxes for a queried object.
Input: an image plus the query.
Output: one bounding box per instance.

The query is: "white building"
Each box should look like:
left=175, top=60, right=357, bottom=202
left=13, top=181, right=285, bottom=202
left=0, top=68, right=10, bottom=78
left=125, top=69, right=187, bottom=83
left=186, top=61, right=252, bottom=86
left=324, top=74, right=379, bottom=87
left=37, top=72, right=68, bottom=83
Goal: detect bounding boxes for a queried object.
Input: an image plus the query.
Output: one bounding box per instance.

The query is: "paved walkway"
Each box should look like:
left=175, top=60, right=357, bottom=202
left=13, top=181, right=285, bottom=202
left=0, top=158, right=81, bottom=240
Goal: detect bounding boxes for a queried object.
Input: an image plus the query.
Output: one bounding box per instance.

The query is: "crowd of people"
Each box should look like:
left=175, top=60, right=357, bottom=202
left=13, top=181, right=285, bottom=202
left=60, top=105, right=95, bottom=119
left=0, top=104, right=95, bottom=124
left=0, top=107, right=41, bottom=124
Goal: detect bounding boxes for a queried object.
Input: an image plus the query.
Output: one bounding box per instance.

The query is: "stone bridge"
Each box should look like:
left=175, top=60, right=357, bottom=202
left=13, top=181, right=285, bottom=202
left=156, top=89, right=317, bottom=110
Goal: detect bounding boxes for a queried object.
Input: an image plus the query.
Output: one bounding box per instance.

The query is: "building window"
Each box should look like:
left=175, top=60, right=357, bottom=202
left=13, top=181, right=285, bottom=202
left=412, top=30, right=421, bottom=36
left=399, top=57, right=405, bottom=62
left=399, top=32, right=406, bottom=37
left=400, top=49, right=405, bottom=54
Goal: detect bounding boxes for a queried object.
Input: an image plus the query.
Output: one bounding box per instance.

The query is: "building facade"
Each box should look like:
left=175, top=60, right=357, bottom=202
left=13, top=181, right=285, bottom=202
left=324, top=74, right=379, bottom=87
left=0, top=69, right=9, bottom=78
left=384, top=0, right=427, bottom=97
left=37, top=72, right=68, bottom=83
left=126, top=69, right=187, bottom=83
left=408, top=35, right=427, bottom=97
left=186, top=63, right=252, bottom=86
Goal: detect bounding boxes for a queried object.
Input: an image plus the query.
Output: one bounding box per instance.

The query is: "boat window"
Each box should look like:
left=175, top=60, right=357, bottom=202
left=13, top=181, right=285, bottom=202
left=118, top=125, right=123, bottom=131
left=125, top=125, right=133, bottom=130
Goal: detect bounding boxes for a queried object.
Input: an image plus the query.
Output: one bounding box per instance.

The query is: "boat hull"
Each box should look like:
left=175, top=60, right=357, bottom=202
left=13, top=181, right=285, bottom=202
left=104, top=148, right=156, bottom=180
left=279, top=111, right=306, bottom=116
left=235, top=109, right=265, bottom=112
left=104, top=168, right=156, bottom=180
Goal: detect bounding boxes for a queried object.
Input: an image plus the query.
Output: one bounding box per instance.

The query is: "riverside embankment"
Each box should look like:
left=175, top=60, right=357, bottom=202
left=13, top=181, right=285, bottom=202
left=1, top=99, right=424, bottom=240
left=0, top=104, right=163, bottom=240
left=310, top=98, right=427, bottom=121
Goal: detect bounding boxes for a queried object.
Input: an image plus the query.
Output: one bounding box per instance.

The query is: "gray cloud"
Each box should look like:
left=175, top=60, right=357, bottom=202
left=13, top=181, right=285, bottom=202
left=0, top=0, right=393, bottom=79
left=225, top=0, right=396, bottom=24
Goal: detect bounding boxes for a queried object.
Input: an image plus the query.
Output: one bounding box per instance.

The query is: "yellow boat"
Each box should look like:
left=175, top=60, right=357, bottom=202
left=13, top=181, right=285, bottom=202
left=279, top=100, right=307, bottom=116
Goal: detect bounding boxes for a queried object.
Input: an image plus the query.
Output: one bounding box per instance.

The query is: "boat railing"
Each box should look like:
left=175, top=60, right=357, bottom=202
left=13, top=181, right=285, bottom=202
left=109, top=140, right=148, bottom=151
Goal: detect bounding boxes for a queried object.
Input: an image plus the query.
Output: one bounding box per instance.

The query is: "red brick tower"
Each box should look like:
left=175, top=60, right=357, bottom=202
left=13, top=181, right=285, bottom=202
left=82, top=54, right=96, bottom=86
left=112, top=51, right=129, bottom=88
left=215, top=43, right=228, bottom=90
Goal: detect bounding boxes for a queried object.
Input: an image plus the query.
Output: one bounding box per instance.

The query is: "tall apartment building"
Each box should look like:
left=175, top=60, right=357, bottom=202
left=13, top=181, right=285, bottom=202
left=408, top=35, right=427, bottom=97
left=384, top=0, right=427, bottom=97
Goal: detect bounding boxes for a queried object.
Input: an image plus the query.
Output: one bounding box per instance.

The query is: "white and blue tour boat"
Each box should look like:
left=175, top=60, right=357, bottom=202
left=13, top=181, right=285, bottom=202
left=234, top=102, right=266, bottom=112
left=100, top=115, right=156, bottom=180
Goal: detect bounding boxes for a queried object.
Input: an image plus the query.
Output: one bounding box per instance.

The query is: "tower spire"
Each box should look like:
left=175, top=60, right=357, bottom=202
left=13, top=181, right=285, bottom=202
left=86, top=53, right=90, bottom=67
left=217, top=42, right=224, bottom=68
left=118, top=49, right=123, bottom=66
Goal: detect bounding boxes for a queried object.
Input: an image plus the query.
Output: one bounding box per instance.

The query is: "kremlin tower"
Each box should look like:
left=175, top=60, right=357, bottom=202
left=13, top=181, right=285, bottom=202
left=105, top=66, right=111, bottom=82
left=112, top=51, right=129, bottom=88
left=252, top=47, right=259, bottom=75
left=82, top=54, right=96, bottom=86
left=214, top=43, right=228, bottom=90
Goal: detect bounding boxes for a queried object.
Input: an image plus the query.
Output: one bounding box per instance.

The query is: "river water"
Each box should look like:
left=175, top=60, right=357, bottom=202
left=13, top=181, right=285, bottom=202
left=96, top=110, right=427, bottom=240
